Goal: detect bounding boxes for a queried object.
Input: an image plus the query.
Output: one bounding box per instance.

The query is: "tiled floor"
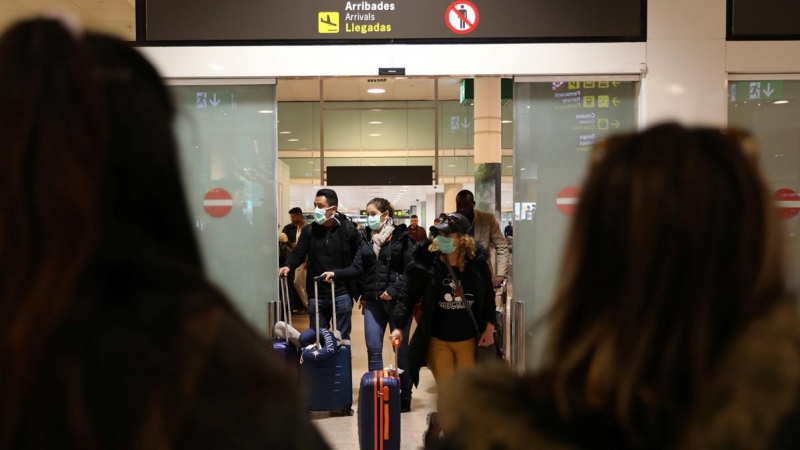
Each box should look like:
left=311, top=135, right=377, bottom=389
left=293, top=307, right=436, bottom=450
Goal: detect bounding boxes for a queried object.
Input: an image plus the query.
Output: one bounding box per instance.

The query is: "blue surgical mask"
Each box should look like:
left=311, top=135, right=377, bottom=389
left=436, top=235, right=457, bottom=254
left=366, top=214, right=383, bottom=231
left=313, top=206, right=332, bottom=225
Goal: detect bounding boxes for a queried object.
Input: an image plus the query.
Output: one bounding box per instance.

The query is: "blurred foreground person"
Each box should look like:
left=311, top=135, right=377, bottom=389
left=0, top=19, right=329, bottom=450
left=433, top=124, right=800, bottom=450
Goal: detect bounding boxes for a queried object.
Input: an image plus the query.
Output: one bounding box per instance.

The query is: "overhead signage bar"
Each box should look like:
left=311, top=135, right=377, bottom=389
left=145, top=0, right=645, bottom=44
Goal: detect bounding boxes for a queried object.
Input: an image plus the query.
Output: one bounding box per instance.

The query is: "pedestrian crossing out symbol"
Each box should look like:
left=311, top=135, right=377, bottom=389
left=445, top=1, right=479, bottom=35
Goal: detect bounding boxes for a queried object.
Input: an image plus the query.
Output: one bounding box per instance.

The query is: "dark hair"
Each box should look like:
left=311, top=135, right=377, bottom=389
left=455, top=190, right=475, bottom=203
left=315, top=188, right=338, bottom=207
left=542, top=123, right=786, bottom=446
left=0, top=20, right=225, bottom=448
left=367, top=197, right=394, bottom=219
left=411, top=214, right=418, bottom=219
left=288, top=207, right=303, bottom=215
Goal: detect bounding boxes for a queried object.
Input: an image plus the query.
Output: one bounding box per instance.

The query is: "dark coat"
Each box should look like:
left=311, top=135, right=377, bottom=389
left=392, top=243, right=497, bottom=387
left=284, top=212, right=360, bottom=299
left=433, top=302, right=800, bottom=450
left=332, top=224, right=416, bottom=303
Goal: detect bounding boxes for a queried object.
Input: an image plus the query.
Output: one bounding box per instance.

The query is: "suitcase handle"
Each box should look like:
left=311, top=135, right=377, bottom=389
left=312, top=275, right=339, bottom=347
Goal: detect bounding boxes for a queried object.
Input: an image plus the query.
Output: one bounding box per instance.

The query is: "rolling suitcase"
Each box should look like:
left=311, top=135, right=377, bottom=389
left=301, top=277, right=354, bottom=415
left=271, top=275, right=299, bottom=370
left=357, top=339, right=401, bottom=450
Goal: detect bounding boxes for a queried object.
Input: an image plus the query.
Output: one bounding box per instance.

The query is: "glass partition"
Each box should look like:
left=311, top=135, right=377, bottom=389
left=513, top=79, right=639, bottom=368
left=728, top=79, right=800, bottom=292
left=172, top=83, right=278, bottom=333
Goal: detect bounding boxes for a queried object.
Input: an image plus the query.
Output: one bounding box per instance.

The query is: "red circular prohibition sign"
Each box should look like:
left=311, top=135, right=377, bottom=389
left=203, top=188, right=233, bottom=218
left=445, top=0, right=480, bottom=35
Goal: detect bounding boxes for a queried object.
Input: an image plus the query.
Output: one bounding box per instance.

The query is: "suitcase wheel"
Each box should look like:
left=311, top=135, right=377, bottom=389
left=345, top=408, right=354, bottom=416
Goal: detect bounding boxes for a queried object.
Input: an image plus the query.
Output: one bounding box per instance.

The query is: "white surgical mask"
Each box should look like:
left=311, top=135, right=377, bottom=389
left=313, top=206, right=333, bottom=225
left=366, top=214, right=384, bottom=231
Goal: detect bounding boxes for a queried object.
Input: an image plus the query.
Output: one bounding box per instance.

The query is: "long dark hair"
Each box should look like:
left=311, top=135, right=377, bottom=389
left=542, top=123, right=786, bottom=446
left=0, top=19, right=224, bottom=448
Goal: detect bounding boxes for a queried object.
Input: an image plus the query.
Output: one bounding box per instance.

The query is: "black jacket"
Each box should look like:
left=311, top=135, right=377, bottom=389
left=333, top=224, right=416, bottom=303
left=432, top=302, right=800, bottom=450
left=284, top=213, right=360, bottom=299
left=392, top=242, right=497, bottom=387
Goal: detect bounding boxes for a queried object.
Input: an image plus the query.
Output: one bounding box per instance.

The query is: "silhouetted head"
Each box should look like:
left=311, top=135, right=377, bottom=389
left=543, top=123, right=786, bottom=447
left=455, top=190, right=476, bottom=219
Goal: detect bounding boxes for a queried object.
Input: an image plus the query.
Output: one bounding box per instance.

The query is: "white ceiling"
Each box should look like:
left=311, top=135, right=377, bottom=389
left=0, top=0, right=135, bottom=41
left=278, top=77, right=465, bottom=102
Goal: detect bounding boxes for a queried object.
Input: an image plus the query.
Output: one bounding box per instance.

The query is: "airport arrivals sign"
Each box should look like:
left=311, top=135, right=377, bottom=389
left=145, top=0, right=645, bottom=43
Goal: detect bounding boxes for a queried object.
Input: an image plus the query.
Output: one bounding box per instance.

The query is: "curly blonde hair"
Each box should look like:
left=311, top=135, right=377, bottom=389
left=429, top=233, right=477, bottom=271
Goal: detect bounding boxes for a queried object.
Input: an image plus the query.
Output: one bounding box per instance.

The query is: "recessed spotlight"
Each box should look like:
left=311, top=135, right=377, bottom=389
left=774, top=100, right=789, bottom=105
left=368, top=121, right=383, bottom=125
left=279, top=131, right=291, bottom=134
left=367, top=88, right=386, bottom=94
left=501, top=120, right=513, bottom=124
left=258, top=110, right=274, bottom=114
left=520, top=168, right=527, bottom=171
left=288, top=138, right=299, bottom=142
left=369, top=133, right=381, bottom=137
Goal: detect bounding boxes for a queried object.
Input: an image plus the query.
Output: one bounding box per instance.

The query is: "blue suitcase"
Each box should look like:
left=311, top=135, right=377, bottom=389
left=357, top=341, right=401, bottom=450
left=301, top=277, right=353, bottom=415
left=271, top=276, right=299, bottom=372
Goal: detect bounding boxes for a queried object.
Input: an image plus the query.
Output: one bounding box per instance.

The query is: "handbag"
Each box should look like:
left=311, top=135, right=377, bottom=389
left=443, top=259, right=503, bottom=362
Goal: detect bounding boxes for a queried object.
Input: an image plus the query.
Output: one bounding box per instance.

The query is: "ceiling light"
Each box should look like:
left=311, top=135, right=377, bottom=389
left=279, top=131, right=291, bottom=134
left=395, top=77, right=408, bottom=80
left=308, top=161, right=314, bottom=164
left=370, top=109, right=383, bottom=112
left=367, top=88, right=386, bottom=94
left=774, top=100, right=789, bottom=104
left=288, top=138, right=299, bottom=142
left=402, top=185, right=409, bottom=188
left=520, top=168, right=527, bottom=171
left=368, top=121, right=383, bottom=125
left=501, top=120, right=513, bottom=124
left=369, top=133, right=381, bottom=137
left=447, top=165, right=456, bottom=167
left=258, top=110, right=274, bottom=114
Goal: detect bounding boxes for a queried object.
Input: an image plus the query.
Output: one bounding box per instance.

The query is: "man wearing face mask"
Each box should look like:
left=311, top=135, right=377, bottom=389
left=280, top=189, right=360, bottom=342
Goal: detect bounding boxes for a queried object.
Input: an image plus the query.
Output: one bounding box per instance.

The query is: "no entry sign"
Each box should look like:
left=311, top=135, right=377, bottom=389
left=556, top=186, right=580, bottom=216
left=775, top=188, right=800, bottom=220
left=446, top=1, right=479, bottom=35
left=204, top=188, right=233, bottom=218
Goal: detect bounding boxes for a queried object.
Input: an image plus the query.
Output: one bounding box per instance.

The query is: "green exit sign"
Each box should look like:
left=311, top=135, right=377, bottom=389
left=459, top=79, right=514, bottom=105
left=730, top=81, right=784, bottom=102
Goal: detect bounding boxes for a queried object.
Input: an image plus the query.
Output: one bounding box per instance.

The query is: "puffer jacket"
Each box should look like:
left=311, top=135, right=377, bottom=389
left=332, top=224, right=416, bottom=303
left=392, top=242, right=497, bottom=387
left=432, top=301, right=800, bottom=450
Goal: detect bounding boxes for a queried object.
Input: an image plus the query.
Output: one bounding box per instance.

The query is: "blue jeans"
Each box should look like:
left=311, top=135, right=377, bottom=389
left=309, top=293, right=353, bottom=342
left=363, top=300, right=413, bottom=400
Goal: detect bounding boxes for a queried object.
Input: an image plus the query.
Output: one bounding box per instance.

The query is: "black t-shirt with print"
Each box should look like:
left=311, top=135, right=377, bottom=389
left=430, top=262, right=477, bottom=342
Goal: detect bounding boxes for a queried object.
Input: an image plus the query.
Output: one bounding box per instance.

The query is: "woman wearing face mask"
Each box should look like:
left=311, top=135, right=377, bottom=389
left=389, top=213, right=496, bottom=420
left=321, top=198, right=418, bottom=412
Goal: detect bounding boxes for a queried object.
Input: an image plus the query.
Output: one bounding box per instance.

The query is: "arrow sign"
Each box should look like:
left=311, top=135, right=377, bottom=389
left=461, top=118, right=471, bottom=128
left=612, top=82, right=621, bottom=87
left=612, top=120, right=620, bottom=129
left=210, top=94, right=221, bottom=107
left=764, top=83, right=775, bottom=97
left=612, top=97, right=621, bottom=106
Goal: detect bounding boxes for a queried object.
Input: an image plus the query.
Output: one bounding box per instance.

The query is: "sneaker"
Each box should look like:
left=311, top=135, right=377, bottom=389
left=401, top=398, right=411, bottom=413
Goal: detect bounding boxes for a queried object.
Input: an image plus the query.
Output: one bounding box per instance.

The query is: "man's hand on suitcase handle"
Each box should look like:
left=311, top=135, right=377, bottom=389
left=279, top=267, right=291, bottom=277
left=319, top=272, right=335, bottom=283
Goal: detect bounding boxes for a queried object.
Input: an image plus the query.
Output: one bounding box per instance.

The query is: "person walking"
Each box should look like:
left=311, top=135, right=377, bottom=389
left=280, top=189, right=360, bottom=342
left=408, top=214, right=428, bottom=243
left=321, top=198, right=417, bottom=412
left=390, top=213, right=496, bottom=414
left=281, top=207, right=308, bottom=312
left=455, top=191, right=509, bottom=287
